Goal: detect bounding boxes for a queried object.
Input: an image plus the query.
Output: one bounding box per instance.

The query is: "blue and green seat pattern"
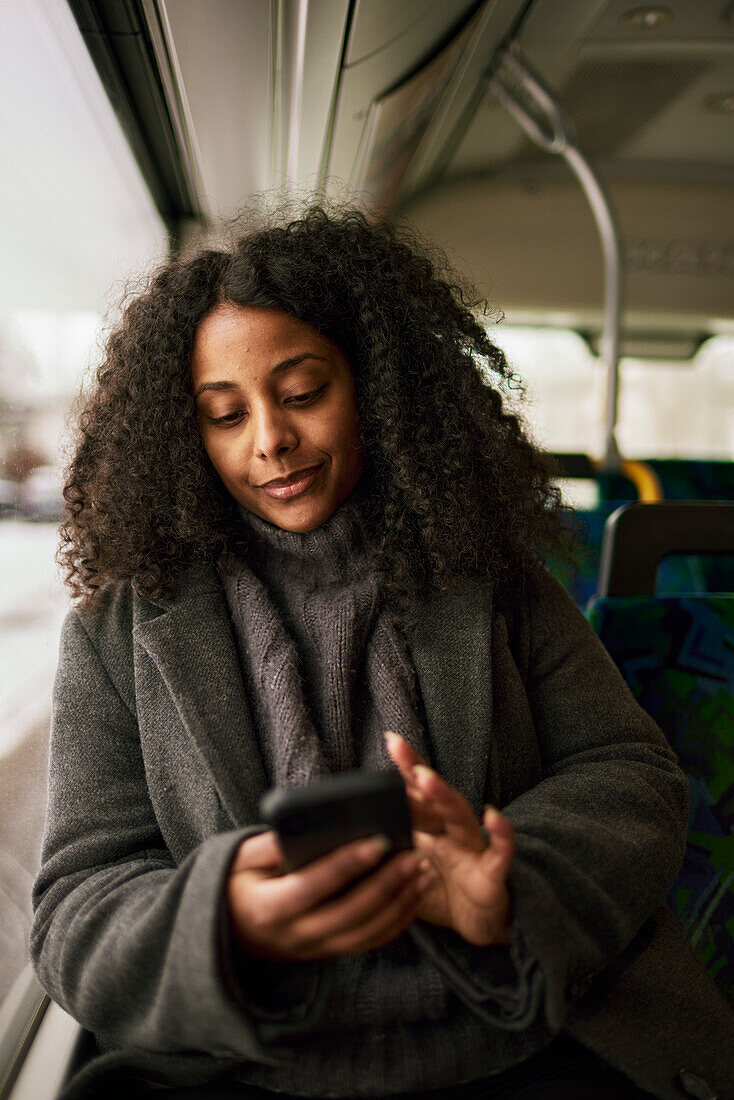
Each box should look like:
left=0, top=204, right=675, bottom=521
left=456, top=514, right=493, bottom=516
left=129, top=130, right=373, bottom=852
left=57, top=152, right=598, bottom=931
left=588, top=595, right=734, bottom=1002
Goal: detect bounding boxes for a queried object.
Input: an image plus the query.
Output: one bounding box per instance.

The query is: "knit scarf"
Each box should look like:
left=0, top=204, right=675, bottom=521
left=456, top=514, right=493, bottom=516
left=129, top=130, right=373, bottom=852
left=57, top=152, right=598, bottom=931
left=217, top=485, right=432, bottom=789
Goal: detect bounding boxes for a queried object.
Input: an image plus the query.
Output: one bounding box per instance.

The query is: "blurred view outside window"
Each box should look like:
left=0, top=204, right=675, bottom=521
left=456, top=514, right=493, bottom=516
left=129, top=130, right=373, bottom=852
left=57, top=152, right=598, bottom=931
left=492, top=326, right=734, bottom=506
left=0, top=0, right=165, bottom=1006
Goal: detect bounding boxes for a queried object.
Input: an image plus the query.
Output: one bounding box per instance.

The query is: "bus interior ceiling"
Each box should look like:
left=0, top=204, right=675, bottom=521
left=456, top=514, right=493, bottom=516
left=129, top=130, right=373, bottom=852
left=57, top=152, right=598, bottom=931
left=71, top=0, right=734, bottom=355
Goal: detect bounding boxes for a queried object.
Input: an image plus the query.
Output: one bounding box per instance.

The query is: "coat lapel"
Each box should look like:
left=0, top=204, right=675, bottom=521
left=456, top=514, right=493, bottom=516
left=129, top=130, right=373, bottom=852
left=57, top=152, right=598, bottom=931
left=405, top=578, right=495, bottom=816
left=133, top=567, right=268, bottom=826
left=133, top=566, right=495, bottom=825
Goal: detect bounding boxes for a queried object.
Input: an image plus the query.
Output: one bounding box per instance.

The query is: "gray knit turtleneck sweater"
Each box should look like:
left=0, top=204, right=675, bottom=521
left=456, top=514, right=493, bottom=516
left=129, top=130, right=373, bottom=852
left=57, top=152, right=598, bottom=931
left=217, top=490, right=551, bottom=1097
left=218, top=484, right=430, bottom=787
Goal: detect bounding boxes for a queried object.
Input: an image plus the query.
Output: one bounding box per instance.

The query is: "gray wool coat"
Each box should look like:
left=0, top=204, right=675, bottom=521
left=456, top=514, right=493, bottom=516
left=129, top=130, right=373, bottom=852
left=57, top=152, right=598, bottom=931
left=30, top=565, right=734, bottom=1100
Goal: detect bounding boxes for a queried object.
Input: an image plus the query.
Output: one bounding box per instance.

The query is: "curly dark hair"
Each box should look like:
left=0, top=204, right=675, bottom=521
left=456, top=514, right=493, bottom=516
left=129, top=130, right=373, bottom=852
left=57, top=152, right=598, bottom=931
left=60, top=205, right=571, bottom=619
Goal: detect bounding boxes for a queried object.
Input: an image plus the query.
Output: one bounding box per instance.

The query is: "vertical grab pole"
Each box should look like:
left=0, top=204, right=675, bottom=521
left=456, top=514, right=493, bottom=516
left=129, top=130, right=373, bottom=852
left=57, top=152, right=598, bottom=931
left=487, top=50, right=623, bottom=471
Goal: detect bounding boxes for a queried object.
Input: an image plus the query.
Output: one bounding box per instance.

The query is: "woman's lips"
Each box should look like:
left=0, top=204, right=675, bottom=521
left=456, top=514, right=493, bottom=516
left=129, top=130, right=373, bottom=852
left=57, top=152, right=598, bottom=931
left=260, top=464, right=324, bottom=501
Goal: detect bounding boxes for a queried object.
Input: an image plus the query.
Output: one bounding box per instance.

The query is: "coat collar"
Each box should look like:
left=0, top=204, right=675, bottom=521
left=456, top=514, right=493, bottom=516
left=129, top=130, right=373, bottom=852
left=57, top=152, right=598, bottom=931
left=133, top=566, right=268, bottom=826
left=133, top=566, right=494, bottom=824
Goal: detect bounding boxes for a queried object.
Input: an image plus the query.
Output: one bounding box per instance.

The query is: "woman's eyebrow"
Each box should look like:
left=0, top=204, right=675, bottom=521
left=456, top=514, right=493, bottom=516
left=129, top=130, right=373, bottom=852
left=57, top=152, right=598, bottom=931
left=194, top=380, right=238, bottom=397
left=271, top=352, right=328, bottom=376
left=194, top=353, right=327, bottom=398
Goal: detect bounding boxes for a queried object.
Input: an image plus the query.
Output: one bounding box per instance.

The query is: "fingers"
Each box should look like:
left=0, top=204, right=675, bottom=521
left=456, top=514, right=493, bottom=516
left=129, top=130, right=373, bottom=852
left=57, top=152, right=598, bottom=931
left=385, top=732, right=485, bottom=851
left=297, top=850, right=434, bottom=955
left=229, top=834, right=402, bottom=958
left=480, top=812, right=515, bottom=944
left=406, top=793, right=446, bottom=834
left=228, top=796, right=516, bottom=961
left=384, top=730, right=428, bottom=772
left=383, top=733, right=444, bottom=833
left=230, top=830, right=284, bottom=874
left=411, top=765, right=486, bottom=851
left=239, top=842, right=436, bottom=960
left=330, top=877, right=426, bottom=955
left=255, top=834, right=401, bottom=924
left=441, top=805, right=514, bottom=911
left=480, top=805, right=516, bottom=879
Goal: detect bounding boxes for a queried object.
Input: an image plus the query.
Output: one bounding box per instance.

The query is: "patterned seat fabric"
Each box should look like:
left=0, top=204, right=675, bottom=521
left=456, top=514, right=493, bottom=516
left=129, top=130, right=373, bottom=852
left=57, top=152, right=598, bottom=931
left=588, top=595, right=734, bottom=1003
left=615, top=459, right=733, bottom=503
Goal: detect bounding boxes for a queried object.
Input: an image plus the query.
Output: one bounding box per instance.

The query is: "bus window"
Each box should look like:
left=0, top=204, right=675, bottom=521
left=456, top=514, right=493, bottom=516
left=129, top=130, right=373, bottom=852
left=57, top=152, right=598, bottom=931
left=0, top=0, right=165, bottom=1009
left=492, top=326, right=734, bottom=467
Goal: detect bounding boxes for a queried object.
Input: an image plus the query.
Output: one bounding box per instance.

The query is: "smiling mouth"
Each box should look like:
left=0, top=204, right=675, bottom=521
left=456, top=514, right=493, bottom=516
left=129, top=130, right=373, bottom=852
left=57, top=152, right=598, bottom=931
left=259, top=464, right=324, bottom=500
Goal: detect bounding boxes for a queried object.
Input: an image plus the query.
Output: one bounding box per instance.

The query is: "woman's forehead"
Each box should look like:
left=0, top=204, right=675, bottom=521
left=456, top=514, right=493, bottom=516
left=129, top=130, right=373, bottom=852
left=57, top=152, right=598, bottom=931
left=191, top=303, right=349, bottom=385
left=196, top=303, right=321, bottom=346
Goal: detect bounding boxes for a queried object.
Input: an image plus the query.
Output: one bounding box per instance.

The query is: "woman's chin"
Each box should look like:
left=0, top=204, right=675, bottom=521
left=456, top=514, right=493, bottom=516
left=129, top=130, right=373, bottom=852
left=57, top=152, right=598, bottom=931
left=241, top=493, right=335, bottom=533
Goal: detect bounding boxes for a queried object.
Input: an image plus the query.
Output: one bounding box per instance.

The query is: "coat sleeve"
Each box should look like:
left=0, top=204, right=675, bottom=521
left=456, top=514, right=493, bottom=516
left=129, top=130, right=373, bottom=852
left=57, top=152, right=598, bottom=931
left=30, top=609, right=323, bottom=1060
left=410, top=568, right=689, bottom=1033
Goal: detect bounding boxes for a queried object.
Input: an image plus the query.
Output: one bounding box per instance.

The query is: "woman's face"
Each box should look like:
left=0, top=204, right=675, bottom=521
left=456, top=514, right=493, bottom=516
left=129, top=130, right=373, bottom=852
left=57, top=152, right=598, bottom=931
left=191, top=304, right=365, bottom=532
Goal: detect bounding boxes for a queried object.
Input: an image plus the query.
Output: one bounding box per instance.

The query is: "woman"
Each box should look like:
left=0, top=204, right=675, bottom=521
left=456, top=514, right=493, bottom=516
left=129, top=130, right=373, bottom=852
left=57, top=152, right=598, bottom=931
left=31, top=208, right=732, bottom=1100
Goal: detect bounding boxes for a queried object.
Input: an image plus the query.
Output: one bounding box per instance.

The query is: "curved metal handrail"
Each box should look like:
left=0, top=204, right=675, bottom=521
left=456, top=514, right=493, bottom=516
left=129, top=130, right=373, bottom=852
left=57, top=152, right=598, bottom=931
left=487, top=50, right=624, bottom=472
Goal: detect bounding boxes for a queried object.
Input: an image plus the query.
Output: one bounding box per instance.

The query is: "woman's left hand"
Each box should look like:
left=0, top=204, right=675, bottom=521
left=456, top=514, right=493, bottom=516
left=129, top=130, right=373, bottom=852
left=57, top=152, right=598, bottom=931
left=385, top=732, right=515, bottom=947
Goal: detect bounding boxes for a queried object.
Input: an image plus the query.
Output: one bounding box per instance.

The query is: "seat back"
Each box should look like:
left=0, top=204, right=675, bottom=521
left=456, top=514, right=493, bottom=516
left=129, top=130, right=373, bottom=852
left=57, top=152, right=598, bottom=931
left=619, top=459, right=733, bottom=504
left=548, top=457, right=734, bottom=606
left=588, top=502, right=734, bottom=1004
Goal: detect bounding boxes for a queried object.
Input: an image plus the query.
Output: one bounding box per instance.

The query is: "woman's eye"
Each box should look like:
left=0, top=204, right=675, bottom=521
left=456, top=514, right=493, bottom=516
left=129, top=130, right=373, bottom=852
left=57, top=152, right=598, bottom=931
left=286, top=385, right=327, bottom=405
left=209, top=410, right=245, bottom=425
left=206, top=385, right=326, bottom=425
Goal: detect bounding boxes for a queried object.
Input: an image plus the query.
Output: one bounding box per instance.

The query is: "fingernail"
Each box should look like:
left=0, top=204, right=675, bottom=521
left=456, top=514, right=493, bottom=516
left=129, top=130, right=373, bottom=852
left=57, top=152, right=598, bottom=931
left=367, top=834, right=392, bottom=857
left=413, top=765, right=433, bottom=783
left=483, top=803, right=498, bottom=816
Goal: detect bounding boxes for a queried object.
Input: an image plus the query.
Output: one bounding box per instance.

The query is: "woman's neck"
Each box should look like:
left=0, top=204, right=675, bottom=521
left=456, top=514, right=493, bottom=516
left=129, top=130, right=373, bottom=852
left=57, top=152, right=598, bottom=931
left=236, top=482, right=373, bottom=586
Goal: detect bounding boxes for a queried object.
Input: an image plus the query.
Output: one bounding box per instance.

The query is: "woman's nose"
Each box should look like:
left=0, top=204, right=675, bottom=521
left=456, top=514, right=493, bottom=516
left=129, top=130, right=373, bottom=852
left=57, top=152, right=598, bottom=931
left=250, top=404, right=298, bottom=458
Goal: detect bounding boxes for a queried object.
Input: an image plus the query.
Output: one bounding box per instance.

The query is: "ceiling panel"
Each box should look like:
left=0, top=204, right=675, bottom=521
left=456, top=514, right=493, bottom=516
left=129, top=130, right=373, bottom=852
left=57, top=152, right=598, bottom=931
left=403, top=176, right=734, bottom=331
left=441, top=0, right=734, bottom=181
left=326, top=0, right=483, bottom=193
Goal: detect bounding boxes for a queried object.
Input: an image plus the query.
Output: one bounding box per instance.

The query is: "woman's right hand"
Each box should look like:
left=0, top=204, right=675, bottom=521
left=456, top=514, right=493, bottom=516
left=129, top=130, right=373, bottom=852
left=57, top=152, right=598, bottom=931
left=226, top=830, right=436, bottom=961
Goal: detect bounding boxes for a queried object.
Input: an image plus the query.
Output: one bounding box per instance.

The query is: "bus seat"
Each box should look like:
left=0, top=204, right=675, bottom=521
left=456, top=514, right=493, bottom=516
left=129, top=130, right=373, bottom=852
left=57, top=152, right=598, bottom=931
left=605, top=459, right=733, bottom=505
left=548, top=455, right=664, bottom=608
left=601, top=460, right=734, bottom=594
left=554, top=502, right=635, bottom=608
left=548, top=456, right=734, bottom=608
left=598, top=461, right=734, bottom=591
left=588, top=502, right=734, bottom=1004
left=586, top=459, right=733, bottom=504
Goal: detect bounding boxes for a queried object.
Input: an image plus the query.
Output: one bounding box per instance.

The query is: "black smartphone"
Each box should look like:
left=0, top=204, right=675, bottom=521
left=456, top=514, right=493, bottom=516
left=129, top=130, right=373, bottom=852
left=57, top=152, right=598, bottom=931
left=259, top=770, right=413, bottom=873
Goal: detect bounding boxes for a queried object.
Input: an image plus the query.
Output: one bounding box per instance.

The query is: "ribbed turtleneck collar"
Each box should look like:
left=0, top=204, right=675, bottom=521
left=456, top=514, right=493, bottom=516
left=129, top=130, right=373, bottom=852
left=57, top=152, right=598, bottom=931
left=235, top=482, right=374, bottom=587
